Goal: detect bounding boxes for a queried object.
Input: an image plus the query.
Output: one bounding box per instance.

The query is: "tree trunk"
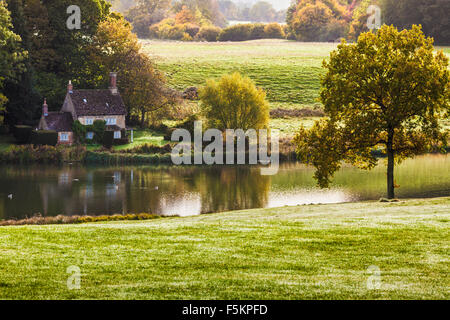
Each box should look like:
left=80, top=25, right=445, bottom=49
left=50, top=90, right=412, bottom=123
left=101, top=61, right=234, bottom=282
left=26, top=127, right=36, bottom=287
left=140, top=110, right=146, bottom=128
left=387, top=130, right=395, bottom=199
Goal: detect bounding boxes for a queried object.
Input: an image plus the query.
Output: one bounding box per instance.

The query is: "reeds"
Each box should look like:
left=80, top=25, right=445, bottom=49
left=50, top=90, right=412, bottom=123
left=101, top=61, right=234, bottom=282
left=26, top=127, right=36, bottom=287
left=0, top=213, right=163, bottom=226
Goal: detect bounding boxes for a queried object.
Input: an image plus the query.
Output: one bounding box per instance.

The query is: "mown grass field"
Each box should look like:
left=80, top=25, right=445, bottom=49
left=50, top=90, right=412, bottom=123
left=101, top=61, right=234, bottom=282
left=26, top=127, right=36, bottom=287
left=0, top=197, right=448, bottom=300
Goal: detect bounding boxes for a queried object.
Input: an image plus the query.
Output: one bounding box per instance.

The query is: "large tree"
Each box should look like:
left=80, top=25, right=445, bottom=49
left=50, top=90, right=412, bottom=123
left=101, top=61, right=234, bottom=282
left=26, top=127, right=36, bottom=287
left=126, top=0, right=171, bottom=37
left=3, top=0, right=44, bottom=124
left=287, top=0, right=348, bottom=41
left=89, top=15, right=177, bottom=126
left=294, top=25, right=449, bottom=199
left=3, top=0, right=112, bottom=122
left=382, top=0, right=450, bottom=45
left=0, top=0, right=27, bottom=123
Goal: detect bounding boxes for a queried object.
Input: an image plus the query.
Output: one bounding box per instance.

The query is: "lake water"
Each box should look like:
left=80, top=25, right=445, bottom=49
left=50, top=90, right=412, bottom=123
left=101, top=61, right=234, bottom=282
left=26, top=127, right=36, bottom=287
left=0, top=154, right=449, bottom=220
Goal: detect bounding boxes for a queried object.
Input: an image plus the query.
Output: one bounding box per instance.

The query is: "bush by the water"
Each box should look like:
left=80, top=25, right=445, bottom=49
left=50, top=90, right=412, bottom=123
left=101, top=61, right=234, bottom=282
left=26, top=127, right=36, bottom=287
left=200, top=72, right=269, bottom=131
left=0, top=145, right=86, bottom=163
left=30, top=130, right=58, bottom=146
left=84, top=150, right=172, bottom=165
left=118, top=143, right=172, bottom=155
left=13, top=125, right=32, bottom=143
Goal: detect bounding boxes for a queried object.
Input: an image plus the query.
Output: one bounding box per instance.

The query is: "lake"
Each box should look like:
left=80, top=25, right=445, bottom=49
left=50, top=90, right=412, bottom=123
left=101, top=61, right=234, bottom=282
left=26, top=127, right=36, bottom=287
left=0, top=154, right=449, bottom=220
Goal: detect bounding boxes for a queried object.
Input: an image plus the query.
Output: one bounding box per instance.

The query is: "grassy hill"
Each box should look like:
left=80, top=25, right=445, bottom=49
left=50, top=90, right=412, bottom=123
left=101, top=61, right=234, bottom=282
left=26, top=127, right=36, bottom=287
left=143, top=40, right=450, bottom=138
left=143, top=39, right=336, bottom=110
left=0, top=197, right=448, bottom=300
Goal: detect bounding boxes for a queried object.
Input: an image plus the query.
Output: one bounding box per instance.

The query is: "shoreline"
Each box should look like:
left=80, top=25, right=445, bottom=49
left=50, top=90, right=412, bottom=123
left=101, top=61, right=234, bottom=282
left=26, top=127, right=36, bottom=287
left=0, top=144, right=448, bottom=165
left=2, top=196, right=448, bottom=227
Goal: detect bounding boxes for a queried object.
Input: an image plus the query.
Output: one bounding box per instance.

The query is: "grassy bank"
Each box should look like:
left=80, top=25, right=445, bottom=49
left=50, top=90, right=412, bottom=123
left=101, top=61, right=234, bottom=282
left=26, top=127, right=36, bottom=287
left=0, top=197, right=448, bottom=300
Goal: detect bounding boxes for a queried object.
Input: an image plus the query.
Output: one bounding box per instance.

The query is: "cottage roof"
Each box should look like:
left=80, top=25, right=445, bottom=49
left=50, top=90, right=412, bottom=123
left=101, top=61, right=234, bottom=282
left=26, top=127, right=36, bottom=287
left=69, top=90, right=126, bottom=117
left=40, top=112, right=74, bottom=132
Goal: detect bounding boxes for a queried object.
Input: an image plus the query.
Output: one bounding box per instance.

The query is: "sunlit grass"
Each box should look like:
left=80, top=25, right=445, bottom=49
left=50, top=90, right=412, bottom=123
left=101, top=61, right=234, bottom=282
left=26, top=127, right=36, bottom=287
left=113, top=129, right=166, bottom=151
left=144, top=40, right=450, bottom=108
left=271, top=117, right=319, bottom=137
left=0, top=197, right=448, bottom=300
left=142, top=39, right=334, bottom=109
left=83, top=130, right=167, bottom=151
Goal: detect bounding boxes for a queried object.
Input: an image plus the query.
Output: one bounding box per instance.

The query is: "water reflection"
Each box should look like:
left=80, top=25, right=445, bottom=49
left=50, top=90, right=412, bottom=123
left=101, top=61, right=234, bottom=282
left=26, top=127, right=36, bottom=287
left=0, top=154, right=448, bottom=220
left=268, top=190, right=355, bottom=208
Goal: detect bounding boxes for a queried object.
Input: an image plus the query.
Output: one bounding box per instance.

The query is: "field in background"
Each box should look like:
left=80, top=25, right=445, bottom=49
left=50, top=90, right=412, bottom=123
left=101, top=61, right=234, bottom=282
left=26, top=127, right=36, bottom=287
left=143, top=39, right=335, bottom=111
left=144, top=40, right=450, bottom=138
left=2, top=41, right=447, bottom=151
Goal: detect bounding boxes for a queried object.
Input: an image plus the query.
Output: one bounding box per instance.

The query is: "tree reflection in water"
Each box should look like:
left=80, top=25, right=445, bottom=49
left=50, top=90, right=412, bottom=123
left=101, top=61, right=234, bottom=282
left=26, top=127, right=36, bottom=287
left=0, top=154, right=449, bottom=220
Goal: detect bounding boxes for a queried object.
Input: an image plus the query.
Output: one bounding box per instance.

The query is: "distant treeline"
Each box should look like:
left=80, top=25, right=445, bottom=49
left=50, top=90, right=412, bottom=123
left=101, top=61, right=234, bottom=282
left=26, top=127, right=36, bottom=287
left=114, top=0, right=450, bottom=44
left=112, top=0, right=286, bottom=39
left=286, top=0, right=450, bottom=44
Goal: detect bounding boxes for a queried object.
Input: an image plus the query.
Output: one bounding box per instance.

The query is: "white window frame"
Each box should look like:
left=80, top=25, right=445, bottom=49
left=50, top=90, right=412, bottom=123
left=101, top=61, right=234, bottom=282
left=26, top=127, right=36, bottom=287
left=85, top=118, right=94, bottom=125
left=114, top=131, right=121, bottom=139
left=106, top=118, right=117, bottom=125
left=86, top=132, right=94, bottom=140
left=60, top=133, right=69, bottom=142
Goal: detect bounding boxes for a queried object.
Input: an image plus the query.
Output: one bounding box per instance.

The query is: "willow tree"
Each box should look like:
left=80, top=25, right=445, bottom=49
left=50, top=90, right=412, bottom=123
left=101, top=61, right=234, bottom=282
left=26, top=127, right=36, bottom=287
left=294, top=25, right=449, bottom=199
left=200, top=72, right=269, bottom=132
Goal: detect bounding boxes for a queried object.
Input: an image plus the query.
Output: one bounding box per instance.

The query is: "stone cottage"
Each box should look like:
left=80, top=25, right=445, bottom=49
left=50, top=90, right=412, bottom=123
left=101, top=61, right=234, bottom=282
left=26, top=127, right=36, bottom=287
left=37, top=73, right=127, bottom=145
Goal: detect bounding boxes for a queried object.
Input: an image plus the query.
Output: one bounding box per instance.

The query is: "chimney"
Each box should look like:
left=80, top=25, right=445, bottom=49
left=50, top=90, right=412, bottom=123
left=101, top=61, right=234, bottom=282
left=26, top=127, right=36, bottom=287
left=109, top=72, right=118, bottom=94
left=42, top=98, right=48, bottom=117
left=67, top=80, right=73, bottom=93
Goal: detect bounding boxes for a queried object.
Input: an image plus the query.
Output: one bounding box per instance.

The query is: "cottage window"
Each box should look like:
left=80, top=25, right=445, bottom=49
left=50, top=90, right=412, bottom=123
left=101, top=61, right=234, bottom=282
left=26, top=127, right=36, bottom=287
left=106, top=118, right=117, bottom=125
left=86, top=132, right=94, bottom=140
left=114, top=131, right=121, bottom=139
left=85, top=118, right=94, bottom=125
left=60, top=133, right=69, bottom=141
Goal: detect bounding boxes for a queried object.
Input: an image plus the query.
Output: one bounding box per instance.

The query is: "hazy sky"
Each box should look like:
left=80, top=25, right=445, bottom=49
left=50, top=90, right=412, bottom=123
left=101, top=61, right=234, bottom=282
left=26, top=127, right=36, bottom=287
left=231, top=0, right=293, bottom=11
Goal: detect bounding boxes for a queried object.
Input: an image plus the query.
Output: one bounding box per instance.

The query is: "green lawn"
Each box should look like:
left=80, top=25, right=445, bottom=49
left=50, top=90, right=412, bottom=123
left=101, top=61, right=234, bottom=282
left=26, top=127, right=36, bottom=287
left=84, top=129, right=168, bottom=151
left=0, top=197, right=448, bottom=300
left=113, top=129, right=167, bottom=151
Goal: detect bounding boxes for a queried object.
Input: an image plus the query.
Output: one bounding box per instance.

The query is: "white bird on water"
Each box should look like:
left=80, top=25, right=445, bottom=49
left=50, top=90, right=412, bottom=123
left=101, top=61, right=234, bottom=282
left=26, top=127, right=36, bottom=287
left=8, top=194, right=13, bottom=200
